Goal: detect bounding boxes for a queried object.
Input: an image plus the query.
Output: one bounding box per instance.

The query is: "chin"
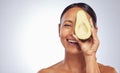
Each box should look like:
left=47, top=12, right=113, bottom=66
left=65, top=47, right=82, bottom=54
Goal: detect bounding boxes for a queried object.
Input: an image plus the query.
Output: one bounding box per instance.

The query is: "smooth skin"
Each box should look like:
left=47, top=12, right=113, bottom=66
left=38, top=7, right=117, bottom=73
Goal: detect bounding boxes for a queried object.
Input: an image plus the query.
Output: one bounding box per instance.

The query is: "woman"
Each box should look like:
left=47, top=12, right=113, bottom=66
left=38, top=3, right=117, bottom=73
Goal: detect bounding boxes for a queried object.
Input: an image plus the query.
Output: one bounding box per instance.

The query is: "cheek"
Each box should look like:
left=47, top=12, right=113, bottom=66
left=60, top=29, right=66, bottom=38
left=60, top=28, right=70, bottom=38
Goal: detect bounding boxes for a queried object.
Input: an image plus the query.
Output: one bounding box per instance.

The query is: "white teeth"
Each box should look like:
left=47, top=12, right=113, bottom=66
left=68, top=40, right=77, bottom=43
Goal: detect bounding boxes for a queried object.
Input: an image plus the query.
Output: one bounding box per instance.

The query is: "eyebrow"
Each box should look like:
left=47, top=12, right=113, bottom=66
left=63, top=20, right=73, bottom=24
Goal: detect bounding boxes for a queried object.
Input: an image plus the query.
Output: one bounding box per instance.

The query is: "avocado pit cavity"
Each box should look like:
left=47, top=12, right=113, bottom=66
left=75, top=10, right=91, bottom=40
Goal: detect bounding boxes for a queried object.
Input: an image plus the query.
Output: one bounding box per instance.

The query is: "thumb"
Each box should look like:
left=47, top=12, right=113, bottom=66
left=72, top=34, right=83, bottom=45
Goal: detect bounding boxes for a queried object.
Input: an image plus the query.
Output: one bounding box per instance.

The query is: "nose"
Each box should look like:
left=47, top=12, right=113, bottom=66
left=70, top=27, right=75, bottom=36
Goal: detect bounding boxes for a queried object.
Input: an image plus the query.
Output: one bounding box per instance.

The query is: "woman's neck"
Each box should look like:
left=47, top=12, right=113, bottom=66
left=63, top=52, right=86, bottom=73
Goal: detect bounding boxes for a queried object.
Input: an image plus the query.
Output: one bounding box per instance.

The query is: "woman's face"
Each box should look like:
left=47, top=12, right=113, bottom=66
left=59, top=7, right=91, bottom=54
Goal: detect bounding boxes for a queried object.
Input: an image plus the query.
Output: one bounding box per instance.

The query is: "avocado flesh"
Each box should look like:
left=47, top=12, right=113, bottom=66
left=75, top=10, right=91, bottom=40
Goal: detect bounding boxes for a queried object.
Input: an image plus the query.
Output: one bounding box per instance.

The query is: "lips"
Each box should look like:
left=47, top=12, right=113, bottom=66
left=67, top=39, right=79, bottom=45
left=66, top=39, right=81, bottom=51
left=67, top=39, right=77, bottom=43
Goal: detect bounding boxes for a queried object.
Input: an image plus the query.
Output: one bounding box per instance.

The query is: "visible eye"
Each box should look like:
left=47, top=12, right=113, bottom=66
left=64, top=24, right=72, bottom=27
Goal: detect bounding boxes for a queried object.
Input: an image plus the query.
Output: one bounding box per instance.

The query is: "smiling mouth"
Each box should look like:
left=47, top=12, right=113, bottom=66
left=66, top=39, right=81, bottom=51
left=67, top=39, right=79, bottom=45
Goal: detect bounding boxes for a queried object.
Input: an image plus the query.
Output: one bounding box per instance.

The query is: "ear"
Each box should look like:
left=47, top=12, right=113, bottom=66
left=95, top=26, right=98, bottom=33
left=58, top=24, right=61, bottom=37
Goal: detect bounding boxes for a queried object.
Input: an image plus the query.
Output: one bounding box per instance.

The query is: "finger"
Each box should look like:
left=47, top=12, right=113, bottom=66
left=72, top=34, right=82, bottom=45
left=86, top=49, right=96, bottom=55
left=90, top=18, right=99, bottom=50
left=90, top=18, right=94, bottom=28
left=90, top=18, right=98, bottom=41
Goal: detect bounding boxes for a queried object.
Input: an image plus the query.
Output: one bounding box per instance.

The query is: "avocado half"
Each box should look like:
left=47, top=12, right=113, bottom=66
left=75, top=10, right=91, bottom=40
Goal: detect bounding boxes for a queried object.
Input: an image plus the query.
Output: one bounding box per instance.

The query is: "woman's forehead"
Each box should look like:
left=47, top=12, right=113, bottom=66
left=61, top=7, right=90, bottom=24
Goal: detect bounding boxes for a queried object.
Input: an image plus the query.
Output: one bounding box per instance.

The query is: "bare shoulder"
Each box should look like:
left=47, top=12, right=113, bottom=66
left=38, top=68, right=47, bottom=73
left=38, top=66, right=56, bottom=73
left=38, top=61, right=63, bottom=73
left=98, top=63, right=117, bottom=73
left=38, top=68, right=53, bottom=73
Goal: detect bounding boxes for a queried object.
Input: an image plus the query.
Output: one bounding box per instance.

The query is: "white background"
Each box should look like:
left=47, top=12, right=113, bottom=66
left=0, top=0, right=120, bottom=73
